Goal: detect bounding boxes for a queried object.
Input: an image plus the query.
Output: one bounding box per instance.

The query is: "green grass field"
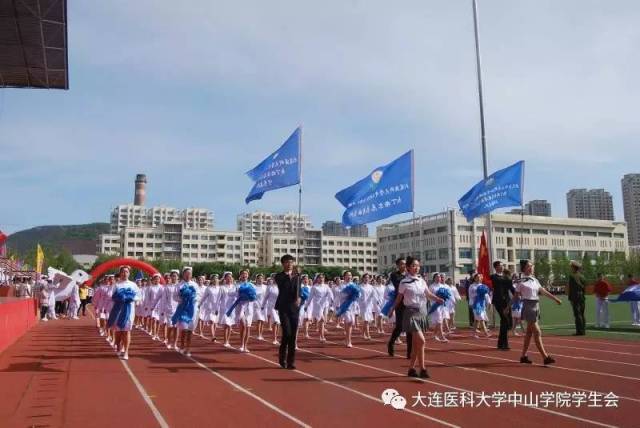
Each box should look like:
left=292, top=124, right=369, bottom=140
left=454, top=295, right=640, bottom=342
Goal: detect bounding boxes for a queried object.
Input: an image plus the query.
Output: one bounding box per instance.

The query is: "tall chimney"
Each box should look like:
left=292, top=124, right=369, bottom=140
left=134, top=174, right=147, bottom=206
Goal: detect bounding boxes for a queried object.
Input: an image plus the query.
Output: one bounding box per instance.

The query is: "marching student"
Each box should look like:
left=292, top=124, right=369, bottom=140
left=263, top=275, right=281, bottom=345
left=357, top=273, right=375, bottom=340
left=145, top=273, right=164, bottom=340
left=107, top=266, right=141, bottom=360
left=199, top=274, right=220, bottom=341
left=193, top=275, right=207, bottom=336
left=234, top=269, right=256, bottom=353
left=298, top=274, right=312, bottom=341
left=337, top=271, right=360, bottom=348
left=516, top=259, right=562, bottom=365
left=388, top=257, right=444, bottom=378
left=372, top=275, right=386, bottom=334
left=219, top=272, right=237, bottom=348
left=253, top=274, right=267, bottom=341
left=468, top=273, right=492, bottom=338
left=92, top=277, right=110, bottom=335
left=444, top=277, right=461, bottom=333
left=307, top=273, right=331, bottom=342
left=161, top=270, right=180, bottom=349
left=174, top=267, right=198, bottom=356
left=428, top=273, right=448, bottom=342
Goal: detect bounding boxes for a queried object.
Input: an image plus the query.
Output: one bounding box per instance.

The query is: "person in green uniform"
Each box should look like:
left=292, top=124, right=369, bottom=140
left=568, top=260, right=586, bottom=335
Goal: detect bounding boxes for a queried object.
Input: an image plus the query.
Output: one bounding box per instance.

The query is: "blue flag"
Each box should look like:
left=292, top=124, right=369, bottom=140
left=134, top=270, right=144, bottom=281
left=335, top=150, right=414, bottom=227
left=245, top=128, right=301, bottom=204
left=458, top=160, right=524, bottom=221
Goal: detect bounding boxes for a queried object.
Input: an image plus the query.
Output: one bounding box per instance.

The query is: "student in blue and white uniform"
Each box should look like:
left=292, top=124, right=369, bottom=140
left=108, top=266, right=141, bottom=361
left=253, top=274, right=268, bottom=341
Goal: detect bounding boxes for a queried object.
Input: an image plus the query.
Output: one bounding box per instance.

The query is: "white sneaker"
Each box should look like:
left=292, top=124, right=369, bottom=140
left=257, top=336, right=264, bottom=341
left=242, top=348, right=250, bottom=353
left=223, top=343, right=231, bottom=348
left=346, top=343, right=353, bottom=348
left=239, top=346, right=245, bottom=352
left=122, top=354, right=129, bottom=360
left=272, top=340, right=279, bottom=345
left=185, top=352, right=191, bottom=357
left=41, top=318, right=48, bottom=322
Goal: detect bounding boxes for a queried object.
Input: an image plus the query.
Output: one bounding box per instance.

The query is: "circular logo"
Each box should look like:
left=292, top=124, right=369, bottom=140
left=371, top=170, right=383, bottom=184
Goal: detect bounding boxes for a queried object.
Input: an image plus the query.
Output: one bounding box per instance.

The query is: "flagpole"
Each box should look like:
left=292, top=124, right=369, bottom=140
left=472, top=0, right=493, bottom=269
left=410, top=150, right=418, bottom=260
left=297, top=126, right=303, bottom=267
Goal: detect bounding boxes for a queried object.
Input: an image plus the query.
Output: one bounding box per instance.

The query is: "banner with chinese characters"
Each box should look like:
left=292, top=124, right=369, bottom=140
left=335, top=150, right=414, bottom=227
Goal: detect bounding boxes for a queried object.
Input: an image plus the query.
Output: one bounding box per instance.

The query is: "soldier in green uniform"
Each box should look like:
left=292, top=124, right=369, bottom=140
left=568, top=260, right=586, bottom=335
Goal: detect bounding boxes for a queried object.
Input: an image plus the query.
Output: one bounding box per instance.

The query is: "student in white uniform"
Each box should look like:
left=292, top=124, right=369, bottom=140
left=307, top=273, right=331, bottom=342
left=298, top=274, right=312, bottom=341
left=199, top=274, right=220, bottom=341
left=338, top=271, right=359, bottom=348
left=444, top=277, right=461, bottom=333
left=235, top=269, right=256, bottom=353
left=373, top=275, right=386, bottom=334
left=253, top=274, right=267, bottom=341
left=103, top=275, right=116, bottom=345
left=161, top=270, right=180, bottom=349
left=357, top=273, right=375, bottom=340
left=219, top=272, right=237, bottom=348
left=134, top=279, right=146, bottom=329
left=468, top=273, right=492, bottom=338
left=263, top=276, right=280, bottom=345
left=388, top=257, right=444, bottom=379
left=175, top=267, right=198, bottom=356
left=515, top=259, right=562, bottom=365
left=145, top=273, right=164, bottom=340
left=332, top=277, right=345, bottom=329
left=107, top=266, right=141, bottom=360
left=93, top=277, right=109, bottom=335
left=428, top=273, right=448, bottom=342
left=193, top=275, right=206, bottom=336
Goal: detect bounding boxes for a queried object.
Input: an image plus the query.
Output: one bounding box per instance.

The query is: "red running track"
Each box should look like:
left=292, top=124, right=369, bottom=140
left=0, top=315, right=638, bottom=428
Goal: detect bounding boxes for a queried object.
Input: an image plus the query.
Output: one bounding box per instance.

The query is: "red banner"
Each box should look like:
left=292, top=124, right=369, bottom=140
left=478, top=231, right=492, bottom=288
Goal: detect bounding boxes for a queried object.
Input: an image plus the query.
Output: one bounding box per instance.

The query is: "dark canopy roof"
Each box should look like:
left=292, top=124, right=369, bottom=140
left=0, top=0, right=68, bottom=89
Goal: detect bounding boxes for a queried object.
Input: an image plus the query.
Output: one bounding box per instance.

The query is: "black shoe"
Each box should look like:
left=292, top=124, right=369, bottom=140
left=408, top=368, right=418, bottom=377
left=286, top=364, right=296, bottom=370
left=520, top=356, right=533, bottom=364
left=279, top=360, right=286, bottom=369
left=543, top=356, right=556, bottom=365
left=387, top=343, right=395, bottom=357
left=498, top=346, right=511, bottom=351
left=419, top=369, right=430, bottom=379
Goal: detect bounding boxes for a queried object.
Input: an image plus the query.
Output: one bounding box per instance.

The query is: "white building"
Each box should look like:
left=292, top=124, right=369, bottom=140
left=377, top=210, right=628, bottom=283
left=110, top=204, right=214, bottom=233
left=237, top=211, right=312, bottom=240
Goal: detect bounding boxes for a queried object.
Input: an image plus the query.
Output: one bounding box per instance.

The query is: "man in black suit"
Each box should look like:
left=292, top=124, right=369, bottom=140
left=387, top=258, right=411, bottom=358
left=490, top=261, right=515, bottom=350
left=274, top=254, right=301, bottom=369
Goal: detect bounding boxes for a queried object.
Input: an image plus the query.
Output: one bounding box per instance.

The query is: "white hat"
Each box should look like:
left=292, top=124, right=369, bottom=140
left=182, top=266, right=193, bottom=272
left=170, top=269, right=180, bottom=274
left=222, top=271, right=233, bottom=278
left=151, top=273, right=162, bottom=279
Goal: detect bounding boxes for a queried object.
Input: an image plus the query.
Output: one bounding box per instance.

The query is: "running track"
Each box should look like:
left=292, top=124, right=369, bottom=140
left=1, top=316, right=638, bottom=428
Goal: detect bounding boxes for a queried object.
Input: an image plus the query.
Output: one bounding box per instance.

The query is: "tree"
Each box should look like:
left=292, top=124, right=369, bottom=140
left=534, top=257, right=551, bottom=286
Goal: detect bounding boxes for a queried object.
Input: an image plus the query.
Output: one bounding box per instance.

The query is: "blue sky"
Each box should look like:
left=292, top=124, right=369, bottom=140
left=2, top=0, right=639, bottom=234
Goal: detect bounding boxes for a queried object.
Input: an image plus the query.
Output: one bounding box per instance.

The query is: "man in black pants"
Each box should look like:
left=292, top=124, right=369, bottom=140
left=274, top=254, right=302, bottom=369
left=490, top=261, right=515, bottom=350
left=387, top=258, right=411, bottom=358
left=568, top=260, right=587, bottom=336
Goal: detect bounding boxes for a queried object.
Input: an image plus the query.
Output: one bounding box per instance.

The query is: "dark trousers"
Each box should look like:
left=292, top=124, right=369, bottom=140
left=40, top=305, right=48, bottom=320
left=495, top=304, right=512, bottom=348
left=278, top=309, right=300, bottom=366
left=468, top=304, right=474, bottom=327
left=79, top=299, right=88, bottom=316
left=388, top=306, right=412, bottom=358
left=571, top=299, right=586, bottom=335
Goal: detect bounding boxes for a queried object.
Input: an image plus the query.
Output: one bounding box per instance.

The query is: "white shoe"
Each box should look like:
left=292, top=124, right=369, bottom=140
left=223, top=343, right=231, bottom=348
left=257, top=336, right=264, bottom=341
left=166, top=343, right=172, bottom=349
left=346, top=343, right=353, bottom=348
left=242, top=348, right=250, bottom=353
left=272, top=340, right=279, bottom=345
left=239, top=346, right=245, bottom=352
left=41, top=318, right=48, bottom=322
left=122, top=354, right=129, bottom=360
left=185, top=352, right=191, bottom=357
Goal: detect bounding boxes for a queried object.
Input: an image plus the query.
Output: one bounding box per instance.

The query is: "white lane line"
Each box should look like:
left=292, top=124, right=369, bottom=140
left=332, top=337, right=640, bottom=404
left=543, top=336, right=640, bottom=348
left=304, top=340, right=618, bottom=428
left=489, top=338, right=639, bottom=356
left=244, top=346, right=460, bottom=428
left=185, top=354, right=312, bottom=428
left=444, top=341, right=640, bottom=382
left=120, top=359, right=171, bottom=428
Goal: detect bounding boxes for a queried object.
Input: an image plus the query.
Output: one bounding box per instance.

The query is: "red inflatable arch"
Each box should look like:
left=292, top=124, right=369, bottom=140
left=86, top=258, right=165, bottom=287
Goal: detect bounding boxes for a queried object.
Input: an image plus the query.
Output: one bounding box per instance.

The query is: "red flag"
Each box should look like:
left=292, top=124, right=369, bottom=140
left=0, top=231, right=6, bottom=257
left=478, top=231, right=492, bottom=288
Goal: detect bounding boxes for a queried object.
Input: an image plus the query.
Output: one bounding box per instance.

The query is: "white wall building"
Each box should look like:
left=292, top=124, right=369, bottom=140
left=237, top=211, right=312, bottom=240
left=377, top=210, right=628, bottom=283
left=110, top=205, right=214, bottom=233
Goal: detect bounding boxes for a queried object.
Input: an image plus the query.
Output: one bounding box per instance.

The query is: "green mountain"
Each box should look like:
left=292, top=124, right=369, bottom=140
left=6, top=223, right=110, bottom=256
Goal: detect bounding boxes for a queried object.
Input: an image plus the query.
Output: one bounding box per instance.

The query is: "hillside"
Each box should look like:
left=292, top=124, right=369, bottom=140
left=6, top=223, right=110, bottom=256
